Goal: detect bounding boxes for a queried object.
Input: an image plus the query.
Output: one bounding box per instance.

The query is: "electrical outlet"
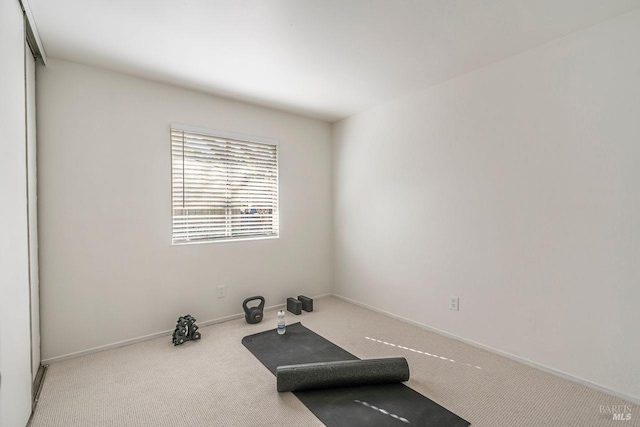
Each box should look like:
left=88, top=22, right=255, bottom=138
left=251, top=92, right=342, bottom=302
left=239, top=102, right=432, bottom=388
left=449, top=296, right=459, bottom=311
left=217, top=285, right=226, bottom=298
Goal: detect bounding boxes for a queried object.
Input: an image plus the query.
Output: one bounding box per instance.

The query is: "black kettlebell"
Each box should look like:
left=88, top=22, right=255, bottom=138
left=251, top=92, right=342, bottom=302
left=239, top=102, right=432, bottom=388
left=243, top=296, right=265, bottom=324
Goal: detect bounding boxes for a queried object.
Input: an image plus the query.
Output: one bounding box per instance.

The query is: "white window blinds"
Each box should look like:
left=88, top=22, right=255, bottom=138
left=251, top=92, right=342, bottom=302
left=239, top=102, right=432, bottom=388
left=171, top=125, right=279, bottom=244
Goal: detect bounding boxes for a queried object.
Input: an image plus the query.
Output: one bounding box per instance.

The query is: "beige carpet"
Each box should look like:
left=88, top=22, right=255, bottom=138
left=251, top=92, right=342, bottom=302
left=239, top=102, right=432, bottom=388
left=30, top=297, right=638, bottom=426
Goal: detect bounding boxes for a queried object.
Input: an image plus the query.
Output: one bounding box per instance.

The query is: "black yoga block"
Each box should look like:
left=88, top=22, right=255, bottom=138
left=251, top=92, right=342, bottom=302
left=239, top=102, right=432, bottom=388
left=297, top=295, right=313, bottom=312
left=287, top=297, right=302, bottom=315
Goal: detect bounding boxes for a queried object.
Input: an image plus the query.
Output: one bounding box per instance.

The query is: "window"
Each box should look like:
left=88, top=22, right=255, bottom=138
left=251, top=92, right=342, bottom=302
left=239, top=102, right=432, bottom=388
left=171, top=124, right=279, bottom=244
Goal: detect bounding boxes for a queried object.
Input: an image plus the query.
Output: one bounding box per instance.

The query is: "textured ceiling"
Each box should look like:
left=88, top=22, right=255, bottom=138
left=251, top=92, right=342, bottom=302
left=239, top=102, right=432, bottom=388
left=28, top=0, right=640, bottom=122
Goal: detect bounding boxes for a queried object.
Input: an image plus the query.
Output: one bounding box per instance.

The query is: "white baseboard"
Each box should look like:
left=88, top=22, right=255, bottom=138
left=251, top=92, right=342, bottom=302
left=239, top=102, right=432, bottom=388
left=41, top=293, right=332, bottom=365
left=332, top=293, right=640, bottom=406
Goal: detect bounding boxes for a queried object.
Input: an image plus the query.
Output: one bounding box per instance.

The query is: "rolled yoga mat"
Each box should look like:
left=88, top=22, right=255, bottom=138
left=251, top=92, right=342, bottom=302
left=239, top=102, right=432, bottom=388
left=276, top=357, right=410, bottom=392
left=242, top=322, right=470, bottom=427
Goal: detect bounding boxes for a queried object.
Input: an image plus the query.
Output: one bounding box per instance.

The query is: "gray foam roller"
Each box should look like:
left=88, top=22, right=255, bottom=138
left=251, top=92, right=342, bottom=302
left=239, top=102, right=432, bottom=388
left=276, top=357, right=410, bottom=392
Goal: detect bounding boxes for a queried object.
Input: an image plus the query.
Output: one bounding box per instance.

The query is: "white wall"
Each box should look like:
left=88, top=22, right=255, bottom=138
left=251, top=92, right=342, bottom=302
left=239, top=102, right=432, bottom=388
left=0, top=0, right=35, bottom=425
left=332, top=9, right=640, bottom=401
left=37, top=59, right=332, bottom=361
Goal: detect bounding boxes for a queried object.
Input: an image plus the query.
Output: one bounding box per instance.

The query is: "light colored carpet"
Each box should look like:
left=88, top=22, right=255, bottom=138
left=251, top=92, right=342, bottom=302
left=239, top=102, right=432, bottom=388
left=30, top=297, right=638, bottom=426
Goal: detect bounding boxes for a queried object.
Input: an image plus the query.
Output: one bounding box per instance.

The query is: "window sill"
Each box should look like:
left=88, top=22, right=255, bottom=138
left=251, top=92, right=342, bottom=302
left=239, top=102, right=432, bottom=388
left=172, top=235, right=279, bottom=246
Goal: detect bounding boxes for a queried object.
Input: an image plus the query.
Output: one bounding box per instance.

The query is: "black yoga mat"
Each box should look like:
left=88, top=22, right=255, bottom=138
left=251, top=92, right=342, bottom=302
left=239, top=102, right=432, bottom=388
left=276, top=357, right=410, bottom=392
left=242, top=323, right=470, bottom=427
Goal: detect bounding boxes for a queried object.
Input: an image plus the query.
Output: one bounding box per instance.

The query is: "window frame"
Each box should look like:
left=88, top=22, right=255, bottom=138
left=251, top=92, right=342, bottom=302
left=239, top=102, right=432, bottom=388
left=170, top=123, right=280, bottom=246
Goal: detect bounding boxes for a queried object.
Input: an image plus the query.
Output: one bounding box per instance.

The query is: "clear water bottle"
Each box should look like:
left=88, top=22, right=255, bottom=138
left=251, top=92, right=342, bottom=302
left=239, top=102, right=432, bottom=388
left=277, top=310, right=286, bottom=335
